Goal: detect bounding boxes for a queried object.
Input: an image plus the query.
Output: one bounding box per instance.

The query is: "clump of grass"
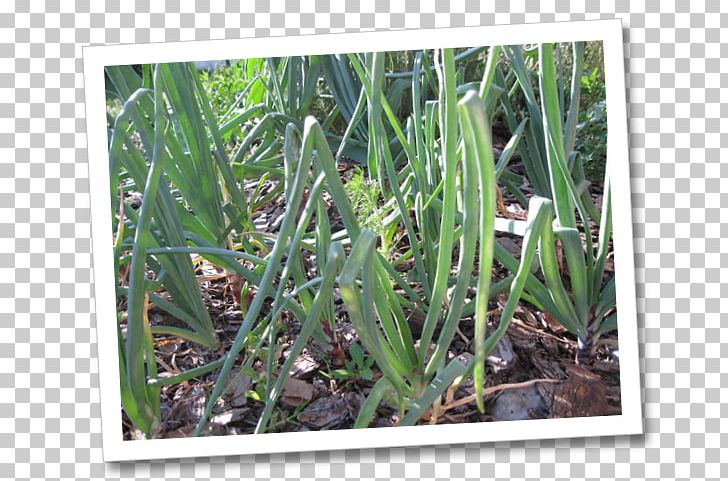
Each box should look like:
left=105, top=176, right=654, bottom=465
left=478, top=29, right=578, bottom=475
left=344, top=166, right=386, bottom=245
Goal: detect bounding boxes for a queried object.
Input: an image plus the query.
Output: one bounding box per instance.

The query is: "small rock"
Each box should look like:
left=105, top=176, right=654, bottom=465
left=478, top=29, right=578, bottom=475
left=486, top=332, right=517, bottom=373
left=490, top=384, right=547, bottom=421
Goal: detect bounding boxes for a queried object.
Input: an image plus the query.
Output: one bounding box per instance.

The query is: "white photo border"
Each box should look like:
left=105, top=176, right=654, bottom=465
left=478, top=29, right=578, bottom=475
left=83, top=18, right=643, bottom=462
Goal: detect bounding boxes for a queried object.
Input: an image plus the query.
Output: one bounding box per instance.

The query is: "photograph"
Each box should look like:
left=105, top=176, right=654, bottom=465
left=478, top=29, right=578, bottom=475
left=84, top=20, right=641, bottom=461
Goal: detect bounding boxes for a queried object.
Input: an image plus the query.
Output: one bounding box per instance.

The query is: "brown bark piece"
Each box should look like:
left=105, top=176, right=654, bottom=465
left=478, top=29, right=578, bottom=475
left=546, top=365, right=609, bottom=418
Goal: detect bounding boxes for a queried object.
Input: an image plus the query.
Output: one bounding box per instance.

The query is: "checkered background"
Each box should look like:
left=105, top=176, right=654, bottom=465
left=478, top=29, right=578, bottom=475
left=2, top=0, right=724, bottom=479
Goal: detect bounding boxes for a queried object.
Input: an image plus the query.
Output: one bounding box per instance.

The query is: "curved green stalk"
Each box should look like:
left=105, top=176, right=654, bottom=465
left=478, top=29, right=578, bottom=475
left=480, top=197, right=553, bottom=361
left=424, top=91, right=481, bottom=379
left=418, top=48, right=459, bottom=366
left=539, top=43, right=575, bottom=228
left=457, top=91, right=497, bottom=412
left=124, top=65, right=168, bottom=434
left=354, top=376, right=393, bottom=428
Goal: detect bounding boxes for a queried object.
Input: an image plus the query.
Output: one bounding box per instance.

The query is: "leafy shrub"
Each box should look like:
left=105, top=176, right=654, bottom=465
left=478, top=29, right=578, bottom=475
left=575, top=43, right=608, bottom=184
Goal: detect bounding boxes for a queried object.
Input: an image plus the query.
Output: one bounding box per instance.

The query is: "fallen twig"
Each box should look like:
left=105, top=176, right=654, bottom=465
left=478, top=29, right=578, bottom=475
left=441, top=378, right=559, bottom=413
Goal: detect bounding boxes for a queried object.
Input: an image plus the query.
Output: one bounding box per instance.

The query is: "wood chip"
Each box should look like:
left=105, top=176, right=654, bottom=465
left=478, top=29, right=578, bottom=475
left=289, top=352, right=320, bottom=379
left=211, top=407, right=248, bottom=426
left=590, top=360, right=621, bottom=374
left=296, top=395, right=349, bottom=430
left=531, top=352, right=566, bottom=379
left=507, top=321, right=539, bottom=350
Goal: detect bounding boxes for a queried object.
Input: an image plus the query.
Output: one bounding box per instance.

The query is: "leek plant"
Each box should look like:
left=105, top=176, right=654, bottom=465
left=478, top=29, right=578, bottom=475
left=537, top=42, right=615, bottom=361
left=492, top=43, right=616, bottom=363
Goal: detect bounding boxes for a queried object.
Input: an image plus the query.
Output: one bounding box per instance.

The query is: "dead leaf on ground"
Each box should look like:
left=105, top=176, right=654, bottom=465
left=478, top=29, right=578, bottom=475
left=505, top=202, right=528, bottom=220
left=280, top=378, right=315, bottom=407
left=224, top=369, right=251, bottom=407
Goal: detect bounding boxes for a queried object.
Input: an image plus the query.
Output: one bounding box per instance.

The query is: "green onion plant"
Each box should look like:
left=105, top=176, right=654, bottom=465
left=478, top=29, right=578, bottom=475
left=106, top=41, right=614, bottom=437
